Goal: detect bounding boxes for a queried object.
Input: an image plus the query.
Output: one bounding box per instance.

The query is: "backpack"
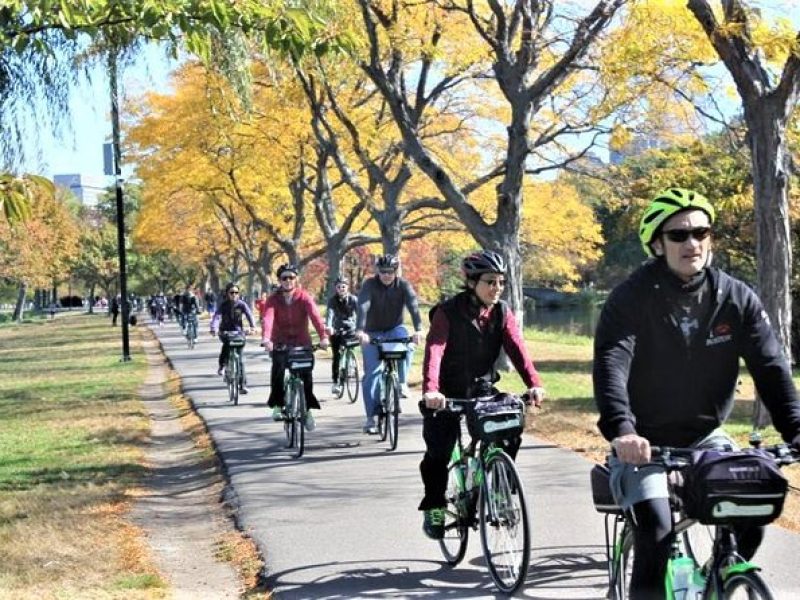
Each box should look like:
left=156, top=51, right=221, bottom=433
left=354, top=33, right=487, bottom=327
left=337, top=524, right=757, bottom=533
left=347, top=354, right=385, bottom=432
left=681, top=449, right=787, bottom=525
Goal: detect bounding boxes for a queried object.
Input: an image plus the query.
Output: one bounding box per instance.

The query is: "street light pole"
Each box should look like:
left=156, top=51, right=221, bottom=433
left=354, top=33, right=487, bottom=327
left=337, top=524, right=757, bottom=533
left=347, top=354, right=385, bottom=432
left=109, top=49, right=131, bottom=361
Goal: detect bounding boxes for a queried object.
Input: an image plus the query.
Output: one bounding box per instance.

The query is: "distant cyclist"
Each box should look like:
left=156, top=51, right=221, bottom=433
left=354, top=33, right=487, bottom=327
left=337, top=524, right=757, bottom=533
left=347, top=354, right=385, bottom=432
left=325, top=277, right=358, bottom=396
left=262, top=264, right=329, bottom=430
left=355, top=254, right=423, bottom=434
left=180, top=284, right=201, bottom=337
left=210, top=282, right=256, bottom=393
left=419, top=249, right=544, bottom=539
left=593, top=188, right=800, bottom=599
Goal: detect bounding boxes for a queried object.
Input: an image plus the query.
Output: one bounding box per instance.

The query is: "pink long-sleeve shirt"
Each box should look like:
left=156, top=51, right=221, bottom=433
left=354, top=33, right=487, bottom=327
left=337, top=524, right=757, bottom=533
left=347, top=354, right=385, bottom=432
left=261, top=288, right=328, bottom=347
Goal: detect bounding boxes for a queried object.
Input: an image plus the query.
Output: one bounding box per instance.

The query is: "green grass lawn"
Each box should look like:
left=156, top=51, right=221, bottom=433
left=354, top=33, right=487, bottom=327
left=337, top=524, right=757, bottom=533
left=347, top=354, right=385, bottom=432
left=0, top=313, right=166, bottom=598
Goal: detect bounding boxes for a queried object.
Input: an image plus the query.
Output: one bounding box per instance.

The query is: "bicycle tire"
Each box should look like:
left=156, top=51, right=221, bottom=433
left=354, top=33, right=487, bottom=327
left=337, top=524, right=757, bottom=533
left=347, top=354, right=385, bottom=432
left=346, top=349, right=360, bottom=403
left=387, top=373, right=400, bottom=451
left=439, top=461, right=470, bottom=566
left=334, top=364, right=345, bottom=399
left=284, top=377, right=295, bottom=449
left=479, top=451, right=530, bottom=594
left=293, top=380, right=306, bottom=459
left=378, top=374, right=390, bottom=442
left=609, top=522, right=634, bottom=600
left=723, top=571, right=775, bottom=600
left=232, top=351, right=240, bottom=406
left=226, top=356, right=236, bottom=404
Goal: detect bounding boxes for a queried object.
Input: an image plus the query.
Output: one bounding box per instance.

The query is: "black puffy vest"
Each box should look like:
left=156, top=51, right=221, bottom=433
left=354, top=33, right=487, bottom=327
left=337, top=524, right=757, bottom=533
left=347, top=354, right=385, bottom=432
left=437, top=292, right=506, bottom=398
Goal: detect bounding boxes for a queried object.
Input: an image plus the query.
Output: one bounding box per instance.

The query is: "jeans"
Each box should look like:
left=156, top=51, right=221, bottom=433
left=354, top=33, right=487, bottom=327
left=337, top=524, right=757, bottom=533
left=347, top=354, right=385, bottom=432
left=361, top=325, right=413, bottom=422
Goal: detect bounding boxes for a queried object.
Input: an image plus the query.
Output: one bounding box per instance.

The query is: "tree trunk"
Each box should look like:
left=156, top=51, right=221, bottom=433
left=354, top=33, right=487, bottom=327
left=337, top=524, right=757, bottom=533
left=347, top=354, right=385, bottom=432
left=746, top=106, right=792, bottom=428
left=13, top=282, right=26, bottom=322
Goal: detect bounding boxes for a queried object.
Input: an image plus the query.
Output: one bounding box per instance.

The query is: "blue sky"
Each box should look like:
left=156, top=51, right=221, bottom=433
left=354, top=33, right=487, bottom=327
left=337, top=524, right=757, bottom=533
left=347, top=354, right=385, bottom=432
left=22, top=44, right=177, bottom=180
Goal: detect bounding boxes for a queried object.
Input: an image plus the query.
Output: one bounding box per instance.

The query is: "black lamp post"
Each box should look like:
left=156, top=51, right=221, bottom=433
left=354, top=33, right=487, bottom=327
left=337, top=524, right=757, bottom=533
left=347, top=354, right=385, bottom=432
left=109, top=49, right=131, bottom=361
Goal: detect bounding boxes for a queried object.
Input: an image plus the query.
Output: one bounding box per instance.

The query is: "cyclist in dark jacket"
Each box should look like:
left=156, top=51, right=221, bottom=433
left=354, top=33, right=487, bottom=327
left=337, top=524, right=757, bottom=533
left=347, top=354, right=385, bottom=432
left=210, top=282, right=255, bottom=393
left=593, top=188, right=800, bottom=599
left=325, top=277, right=358, bottom=396
left=418, top=250, right=544, bottom=540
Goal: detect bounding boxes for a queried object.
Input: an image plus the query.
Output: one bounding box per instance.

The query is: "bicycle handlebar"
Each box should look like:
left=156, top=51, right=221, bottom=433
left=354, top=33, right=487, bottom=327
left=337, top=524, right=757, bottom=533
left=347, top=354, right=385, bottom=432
left=435, top=394, right=530, bottom=415
left=614, top=444, right=800, bottom=469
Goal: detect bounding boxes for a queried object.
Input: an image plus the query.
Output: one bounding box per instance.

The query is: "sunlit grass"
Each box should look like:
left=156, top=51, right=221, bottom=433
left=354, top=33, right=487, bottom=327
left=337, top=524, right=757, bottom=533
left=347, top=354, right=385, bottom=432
left=0, top=313, right=165, bottom=598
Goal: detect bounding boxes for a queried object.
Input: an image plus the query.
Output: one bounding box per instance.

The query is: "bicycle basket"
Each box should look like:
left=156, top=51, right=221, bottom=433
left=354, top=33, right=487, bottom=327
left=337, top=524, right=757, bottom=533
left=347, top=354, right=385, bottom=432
left=287, top=348, right=314, bottom=373
left=467, top=396, right=524, bottom=443
left=224, top=332, right=246, bottom=347
left=344, top=336, right=361, bottom=349
left=590, top=463, right=623, bottom=515
left=378, top=342, right=407, bottom=360
left=681, top=449, right=788, bottom=526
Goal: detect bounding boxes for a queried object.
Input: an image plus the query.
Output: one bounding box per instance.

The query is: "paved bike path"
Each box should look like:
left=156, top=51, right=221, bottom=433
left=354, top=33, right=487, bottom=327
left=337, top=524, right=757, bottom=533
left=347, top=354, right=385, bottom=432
left=152, top=323, right=800, bottom=599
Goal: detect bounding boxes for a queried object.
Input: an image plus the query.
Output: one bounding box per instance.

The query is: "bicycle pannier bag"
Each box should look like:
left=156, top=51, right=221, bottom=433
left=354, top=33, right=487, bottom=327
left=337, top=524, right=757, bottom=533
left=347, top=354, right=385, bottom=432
left=590, top=463, right=623, bottom=515
left=468, top=395, right=524, bottom=443
left=681, top=449, right=787, bottom=525
left=379, top=342, right=407, bottom=360
left=287, top=348, right=314, bottom=372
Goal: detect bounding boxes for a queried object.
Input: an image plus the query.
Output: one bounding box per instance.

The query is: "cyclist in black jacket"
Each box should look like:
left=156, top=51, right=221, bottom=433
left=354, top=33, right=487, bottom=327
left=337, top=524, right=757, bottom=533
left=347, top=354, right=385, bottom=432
left=325, top=277, right=358, bottom=396
left=593, top=187, right=800, bottom=600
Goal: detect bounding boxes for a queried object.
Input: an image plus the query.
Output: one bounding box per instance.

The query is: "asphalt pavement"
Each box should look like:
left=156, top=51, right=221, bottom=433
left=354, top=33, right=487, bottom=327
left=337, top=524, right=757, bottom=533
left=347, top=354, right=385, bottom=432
left=151, top=321, right=800, bottom=599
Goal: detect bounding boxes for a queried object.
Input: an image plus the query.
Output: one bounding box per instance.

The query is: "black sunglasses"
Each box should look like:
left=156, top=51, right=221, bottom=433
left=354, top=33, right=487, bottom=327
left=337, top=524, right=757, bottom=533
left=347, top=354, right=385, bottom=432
left=662, top=227, right=712, bottom=243
left=280, top=275, right=296, bottom=281
left=228, top=290, right=239, bottom=295
left=379, top=269, right=396, bottom=275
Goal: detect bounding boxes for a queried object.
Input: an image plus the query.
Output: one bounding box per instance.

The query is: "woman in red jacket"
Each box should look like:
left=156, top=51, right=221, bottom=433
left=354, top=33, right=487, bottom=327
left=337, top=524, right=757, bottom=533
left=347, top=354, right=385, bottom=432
left=262, top=264, right=329, bottom=430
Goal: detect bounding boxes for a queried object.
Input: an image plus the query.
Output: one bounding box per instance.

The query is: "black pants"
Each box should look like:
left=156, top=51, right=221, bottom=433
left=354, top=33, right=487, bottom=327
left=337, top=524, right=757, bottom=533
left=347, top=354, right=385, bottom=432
left=417, top=402, right=521, bottom=511
left=629, top=498, right=764, bottom=600
left=330, top=333, right=348, bottom=380
left=218, top=339, right=247, bottom=384
left=268, top=350, right=320, bottom=410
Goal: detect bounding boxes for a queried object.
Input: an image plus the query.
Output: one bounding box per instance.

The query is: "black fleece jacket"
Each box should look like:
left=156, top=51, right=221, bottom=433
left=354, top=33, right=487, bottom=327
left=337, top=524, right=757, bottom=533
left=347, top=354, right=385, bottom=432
left=593, top=259, right=800, bottom=447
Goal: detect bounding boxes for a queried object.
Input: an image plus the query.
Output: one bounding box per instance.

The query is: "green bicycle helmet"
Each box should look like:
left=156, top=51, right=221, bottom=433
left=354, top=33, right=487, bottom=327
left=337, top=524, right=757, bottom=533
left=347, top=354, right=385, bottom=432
left=638, top=188, right=716, bottom=257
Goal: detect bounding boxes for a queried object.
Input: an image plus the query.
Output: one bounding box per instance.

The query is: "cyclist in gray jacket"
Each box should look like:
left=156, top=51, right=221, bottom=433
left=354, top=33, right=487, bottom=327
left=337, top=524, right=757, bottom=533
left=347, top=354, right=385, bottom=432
left=355, top=254, right=423, bottom=434
left=593, top=188, right=800, bottom=599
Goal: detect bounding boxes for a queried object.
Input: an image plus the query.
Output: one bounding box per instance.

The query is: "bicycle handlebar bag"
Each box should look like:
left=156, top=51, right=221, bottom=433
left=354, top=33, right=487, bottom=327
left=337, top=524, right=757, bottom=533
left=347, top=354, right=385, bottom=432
left=344, top=336, right=361, bottom=349
left=287, top=348, right=314, bottom=373
left=378, top=342, right=407, bottom=360
left=468, top=395, right=524, bottom=444
left=590, top=463, right=623, bottom=514
left=681, top=449, right=787, bottom=525
left=225, top=332, right=246, bottom=347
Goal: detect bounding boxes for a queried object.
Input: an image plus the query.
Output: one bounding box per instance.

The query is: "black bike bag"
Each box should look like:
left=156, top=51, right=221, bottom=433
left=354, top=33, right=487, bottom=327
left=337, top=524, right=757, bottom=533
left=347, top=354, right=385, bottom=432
left=590, top=463, right=623, bottom=515
left=467, top=395, right=524, bottom=444
left=681, top=449, right=787, bottom=526
left=287, top=348, right=314, bottom=373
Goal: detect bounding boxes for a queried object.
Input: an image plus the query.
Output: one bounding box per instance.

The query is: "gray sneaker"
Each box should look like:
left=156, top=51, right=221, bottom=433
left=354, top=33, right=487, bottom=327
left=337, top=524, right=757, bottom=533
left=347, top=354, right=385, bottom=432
left=304, top=411, right=316, bottom=432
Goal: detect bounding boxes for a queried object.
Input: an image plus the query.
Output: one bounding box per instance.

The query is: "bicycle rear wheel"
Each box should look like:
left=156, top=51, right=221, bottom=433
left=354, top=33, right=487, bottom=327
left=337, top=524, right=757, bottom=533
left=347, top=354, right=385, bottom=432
left=345, top=350, right=360, bottom=403
left=439, top=461, right=470, bottom=566
left=723, top=571, right=774, bottom=599
left=479, top=451, right=530, bottom=594
left=292, top=380, right=306, bottom=459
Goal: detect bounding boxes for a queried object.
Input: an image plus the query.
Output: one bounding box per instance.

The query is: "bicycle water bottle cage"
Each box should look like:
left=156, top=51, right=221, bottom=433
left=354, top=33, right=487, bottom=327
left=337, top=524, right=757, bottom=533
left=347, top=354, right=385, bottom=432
left=225, top=332, right=246, bottom=347
left=378, top=342, right=407, bottom=360
left=287, top=348, right=314, bottom=373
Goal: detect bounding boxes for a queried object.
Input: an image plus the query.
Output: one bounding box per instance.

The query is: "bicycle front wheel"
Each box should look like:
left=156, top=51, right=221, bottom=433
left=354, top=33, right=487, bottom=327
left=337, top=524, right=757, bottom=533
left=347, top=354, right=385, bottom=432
left=387, top=374, right=400, bottom=451
left=479, top=451, right=530, bottom=594
left=292, top=380, right=306, bottom=459
left=284, top=379, right=295, bottom=449
left=231, top=353, right=240, bottom=406
left=345, top=350, right=360, bottom=403
left=609, top=522, right=634, bottom=600
left=378, top=374, right=390, bottom=442
left=440, top=461, right=470, bottom=566
left=724, top=571, right=774, bottom=600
